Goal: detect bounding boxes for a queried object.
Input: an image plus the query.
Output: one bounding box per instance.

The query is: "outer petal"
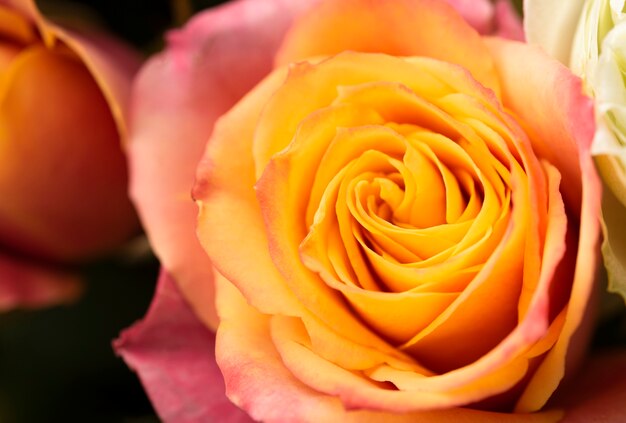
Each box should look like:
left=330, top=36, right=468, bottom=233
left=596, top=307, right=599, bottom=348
left=485, top=38, right=597, bottom=222
left=114, top=269, right=251, bottom=423
left=524, top=0, right=585, bottom=65
left=275, top=0, right=501, bottom=96
left=128, top=0, right=312, bottom=329
left=485, top=38, right=601, bottom=411
left=0, top=253, right=80, bottom=310
left=116, top=278, right=622, bottom=423
left=444, top=0, right=494, bottom=34
left=216, top=274, right=562, bottom=423
left=446, top=0, right=524, bottom=41
left=494, top=0, right=524, bottom=41
left=195, top=65, right=304, bottom=319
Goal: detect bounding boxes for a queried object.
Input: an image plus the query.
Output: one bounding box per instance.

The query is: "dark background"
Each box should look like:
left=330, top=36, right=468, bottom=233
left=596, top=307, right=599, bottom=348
left=0, top=0, right=623, bottom=422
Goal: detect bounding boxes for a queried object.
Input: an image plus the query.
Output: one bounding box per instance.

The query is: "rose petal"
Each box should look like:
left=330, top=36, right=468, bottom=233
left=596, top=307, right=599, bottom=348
left=494, top=0, right=524, bottom=41
left=444, top=0, right=494, bottom=34
left=216, top=274, right=562, bottom=422
left=275, top=0, right=500, bottom=96
left=485, top=38, right=598, bottom=219
left=195, top=65, right=305, bottom=318
left=114, top=269, right=251, bottom=423
left=485, top=38, right=602, bottom=411
left=445, top=0, right=524, bottom=42
left=0, top=4, right=36, bottom=45
left=0, top=253, right=81, bottom=310
left=524, top=0, right=585, bottom=65
left=129, top=0, right=312, bottom=329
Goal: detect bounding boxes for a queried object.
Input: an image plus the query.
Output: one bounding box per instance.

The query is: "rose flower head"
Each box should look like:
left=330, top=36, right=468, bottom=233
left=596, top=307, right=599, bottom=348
left=0, top=0, right=141, bottom=309
left=192, top=0, right=601, bottom=419
left=117, top=0, right=602, bottom=420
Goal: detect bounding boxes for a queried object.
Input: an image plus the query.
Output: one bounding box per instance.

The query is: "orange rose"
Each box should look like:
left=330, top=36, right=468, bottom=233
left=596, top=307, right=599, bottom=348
left=117, top=0, right=602, bottom=421
left=194, top=0, right=600, bottom=419
left=0, top=0, right=140, bottom=309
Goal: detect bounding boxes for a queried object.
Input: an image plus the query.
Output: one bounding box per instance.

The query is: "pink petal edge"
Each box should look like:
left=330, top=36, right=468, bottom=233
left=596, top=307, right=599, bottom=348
left=128, top=0, right=314, bottom=330
left=494, top=0, right=524, bottom=42
left=118, top=273, right=624, bottom=423
left=114, top=269, right=252, bottom=423
left=0, top=254, right=81, bottom=311
left=444, top=0, right=523, bottom=40
left=444, top=0, right=494, bottom=34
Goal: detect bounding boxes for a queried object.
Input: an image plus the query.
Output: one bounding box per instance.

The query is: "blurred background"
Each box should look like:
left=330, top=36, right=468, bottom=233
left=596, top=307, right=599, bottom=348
left=0, top=0, right=623, bottom=422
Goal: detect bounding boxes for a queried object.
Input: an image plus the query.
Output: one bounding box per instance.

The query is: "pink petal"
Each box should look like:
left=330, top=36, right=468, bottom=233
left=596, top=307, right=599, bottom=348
left=445, top=0, right=523, bottom=40
left=551, top=349, right=626, bottom=422
left=0, top=253, right=81, bottom=311
left=128, top=0, right=313, bottom=329
left=216, top=275, right=562, bottom=422
left=494, top=0, right=524, bottom=41
left=485, top=38, right=602, bottom=412
left=444, top=0, right=494, bottom=34
left=114, top=269, right=251, bottom=423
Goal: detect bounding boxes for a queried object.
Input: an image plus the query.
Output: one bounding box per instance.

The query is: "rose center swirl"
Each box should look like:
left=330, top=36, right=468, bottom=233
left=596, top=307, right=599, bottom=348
left=292, top=79, right=522, bottom=345
left=254, top=53, right=557, bottom=370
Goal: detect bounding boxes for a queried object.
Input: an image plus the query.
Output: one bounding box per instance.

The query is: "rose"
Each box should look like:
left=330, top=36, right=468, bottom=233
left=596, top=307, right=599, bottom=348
left=116, top=0, right=522, bottom=363
left=0, top=0, right=141, bottom=309
left=525, top=0, right=626, bottom=300
left=123, top=0, right=524, bottom=331
left=117, top=0, right=602, bottom=421
left=116, top=0, right=600, bottom=420
left=196, top=3, right=598, bottom=419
